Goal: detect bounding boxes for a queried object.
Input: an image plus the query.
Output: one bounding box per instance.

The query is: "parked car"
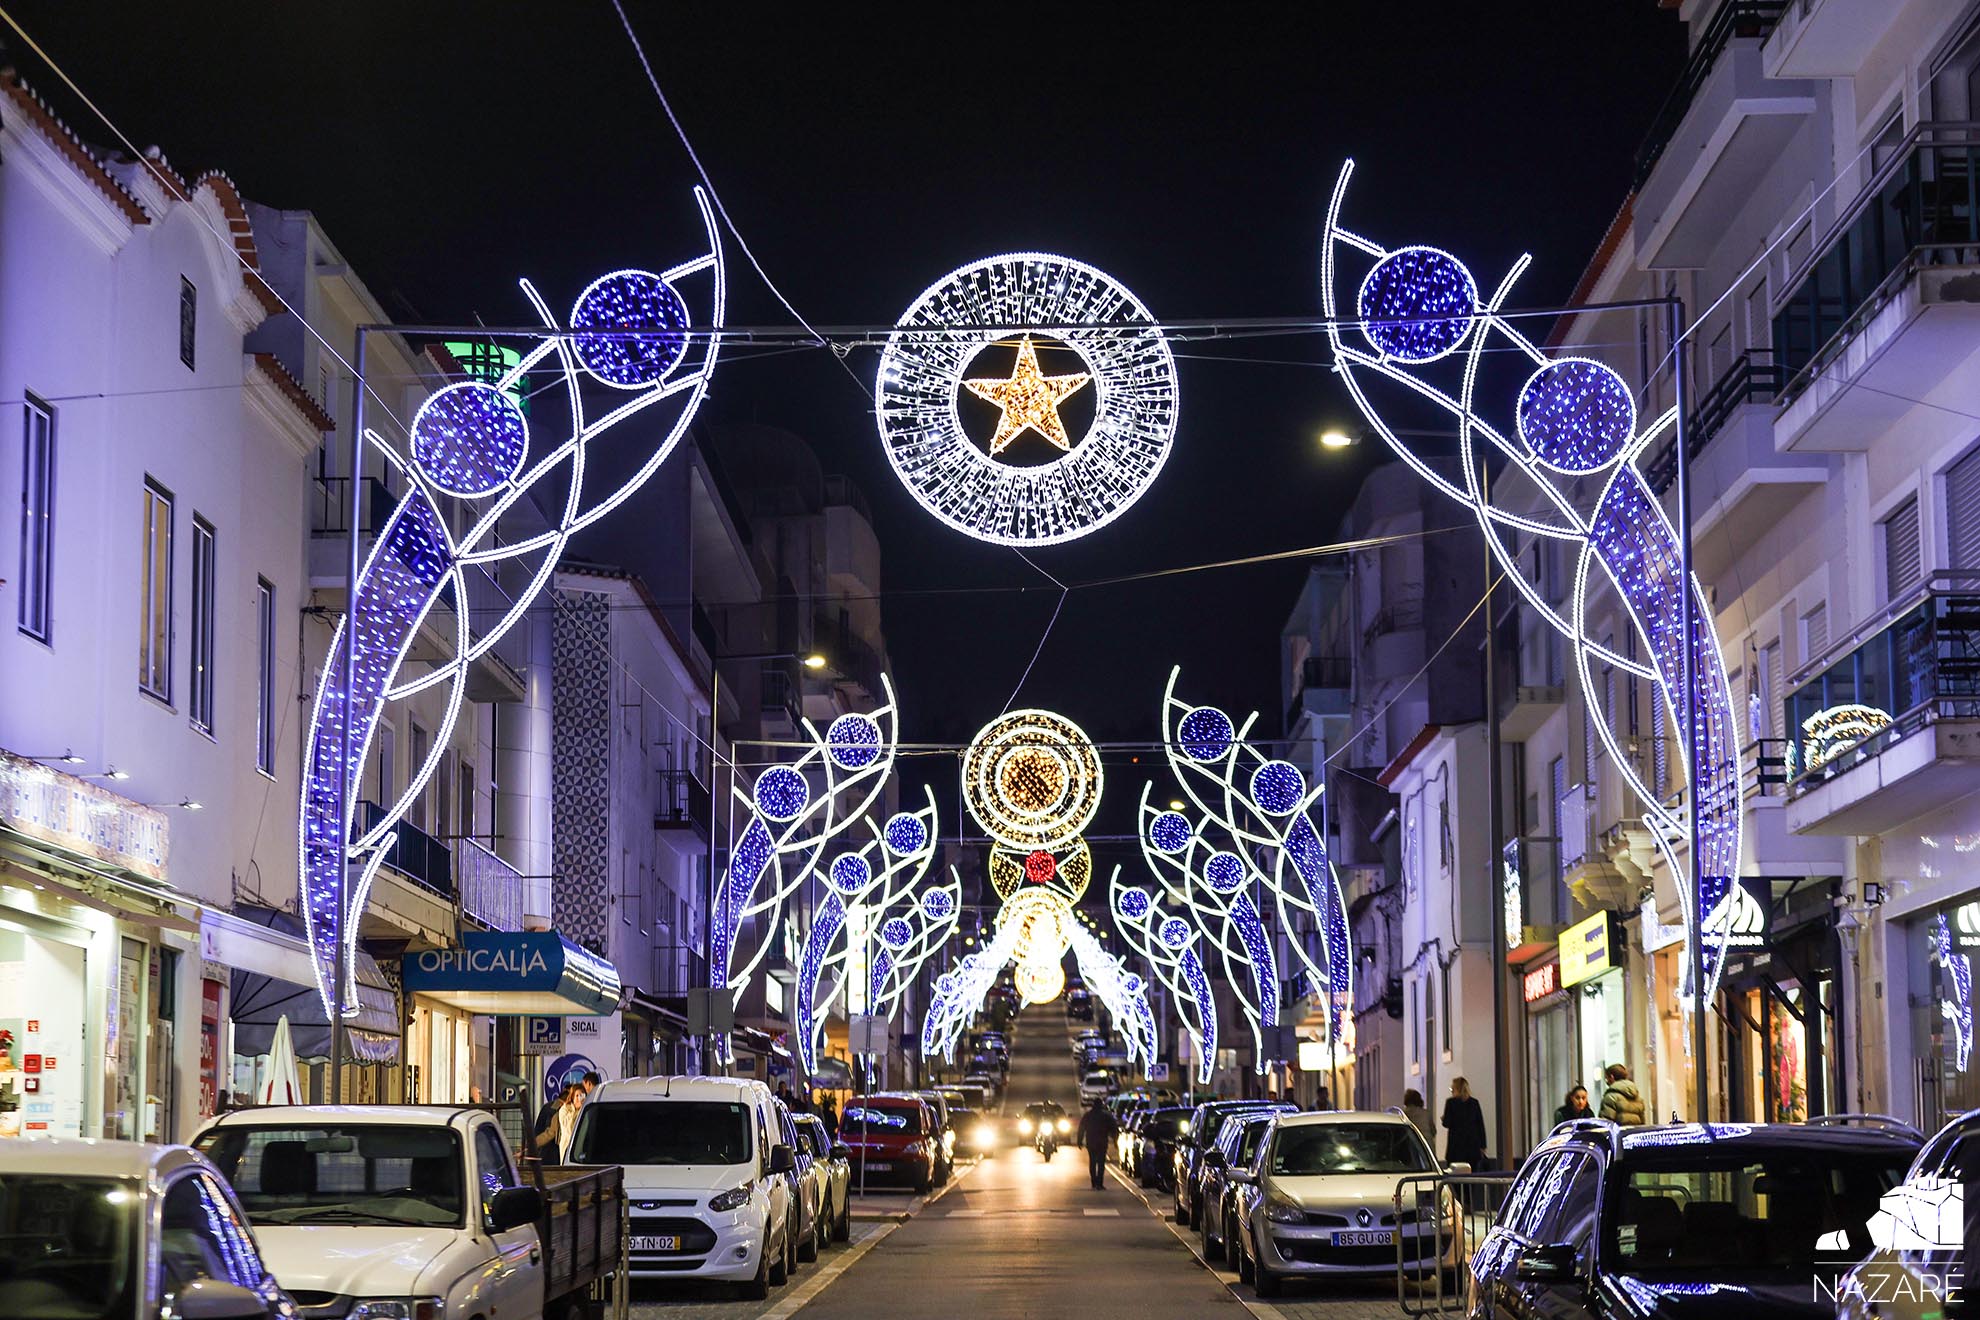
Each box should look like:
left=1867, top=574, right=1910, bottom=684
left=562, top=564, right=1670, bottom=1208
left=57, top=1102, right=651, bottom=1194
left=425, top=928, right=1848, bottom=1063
left=1079, top=1070, right=1119, bottom=1105
left=963, top=1071, right=1003, bottom=1104
left=1117, top=1105, right=1153, bottom=1170
left=1066, top=989, right=1094, bottom=1021
left=887, top=1090, right=955, bottom=1183
left=0, top=1136, right=296, bottom=1320
left=1466, top=1118, right=1921, bottom=1319
left=1133, top=1105, right=1197, bottom=1190
left=1176, top=1100, right=1297, bottom=1226
left=843, top=1094, right=939, bottom=1192
left=198, top=1101, right=624, bottom=1318
left=566, top=1076, right=797, bottom=1298
left=1200, top=1112, right=1280, bottom=1264
left=793, top=1113, right=852, bottom=1245
left=776, top=1100, right=827, bottom=1263
left=1831, top=1111, right=1966, bottom=1320
left=1229, top=1109, right=1459, bottom=1297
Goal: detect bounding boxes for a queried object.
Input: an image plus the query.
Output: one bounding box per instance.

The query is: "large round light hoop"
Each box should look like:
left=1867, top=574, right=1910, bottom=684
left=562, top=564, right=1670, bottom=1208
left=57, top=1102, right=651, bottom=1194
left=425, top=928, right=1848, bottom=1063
left=874, top=253, right=1178, bottom=545
left=962, top=708, right=1102, bottom=852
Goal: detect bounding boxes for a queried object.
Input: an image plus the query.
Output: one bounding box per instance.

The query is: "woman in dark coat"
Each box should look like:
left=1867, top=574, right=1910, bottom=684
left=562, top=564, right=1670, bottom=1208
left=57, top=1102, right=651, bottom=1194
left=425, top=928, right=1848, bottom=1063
left=1441, top=1076, right=1488, bottom=1170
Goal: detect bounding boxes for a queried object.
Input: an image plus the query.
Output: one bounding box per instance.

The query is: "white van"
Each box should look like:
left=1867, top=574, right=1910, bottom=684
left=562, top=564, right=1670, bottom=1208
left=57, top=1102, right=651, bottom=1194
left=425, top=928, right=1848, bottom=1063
left=569, top=1076, right=799, bottom=1298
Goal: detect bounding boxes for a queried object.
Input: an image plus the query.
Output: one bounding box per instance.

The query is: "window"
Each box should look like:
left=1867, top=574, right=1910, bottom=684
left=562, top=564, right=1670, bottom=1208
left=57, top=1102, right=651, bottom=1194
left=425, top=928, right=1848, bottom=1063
left=255, top=579, right=276, bottom=773
left=1550, top=755, right=1567, bottom=877
left=1440, top=963, right=1453, bottom=1056
left=1948, top=445, right=1980, bottom=568
left=408, top=722, right=429, bottom=830
left=190, top=517, right=217, bottom=733
left=1883, top=497, right=1921, bottom=603
left=178, top=277, right=197, bottom=370
left=473, top=1123, right=516, bottom=1213
left=18, top=395, right=55, bottom=641
left=1760, top=640, right=1784, bottom=741
left=377, top=723, right=395, bottom=806
left=460, top=761, right=477, bottom=840
left=160, top=1172, right=262, bottom=1294
left=1800, top=603, right=1829, bottom=668
left=139, top=480, right=173, bottom=700
left=436, top=752, right=454, bottom=841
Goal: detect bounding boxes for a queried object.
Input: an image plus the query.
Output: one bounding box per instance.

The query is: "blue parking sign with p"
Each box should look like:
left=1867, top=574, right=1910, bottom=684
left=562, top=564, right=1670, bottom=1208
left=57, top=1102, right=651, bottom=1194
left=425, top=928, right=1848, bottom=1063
left=526, top=1016, right=562, bottom=1051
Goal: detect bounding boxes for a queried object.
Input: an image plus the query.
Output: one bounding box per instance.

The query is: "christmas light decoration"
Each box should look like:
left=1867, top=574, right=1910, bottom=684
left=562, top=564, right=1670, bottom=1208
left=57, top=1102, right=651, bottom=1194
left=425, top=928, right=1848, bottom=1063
left=1936, top=914, right=1973, bottom=1073
left=874, top=253, right=1178, bottom=545
left=962, top=708, right=1102, bottom=852
left=1112, top=884, right=1217, bottom=1085
left=299, top=189, right=724, bottom=1020
left=1800, top=703, right=1892, bottom=771
left=1321, top=159, right=1744, bottom=1007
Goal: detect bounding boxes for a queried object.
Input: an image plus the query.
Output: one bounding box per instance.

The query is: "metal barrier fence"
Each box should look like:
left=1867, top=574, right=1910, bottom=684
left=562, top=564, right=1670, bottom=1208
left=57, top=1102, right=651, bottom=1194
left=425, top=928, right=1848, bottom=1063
left=1393, top=1171, right=1518, bottom=1316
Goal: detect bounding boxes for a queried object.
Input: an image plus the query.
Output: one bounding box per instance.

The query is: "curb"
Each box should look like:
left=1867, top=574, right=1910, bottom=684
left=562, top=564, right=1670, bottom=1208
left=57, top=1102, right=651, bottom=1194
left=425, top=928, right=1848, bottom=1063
left=1111, top=1166, right=1294, bottom=1320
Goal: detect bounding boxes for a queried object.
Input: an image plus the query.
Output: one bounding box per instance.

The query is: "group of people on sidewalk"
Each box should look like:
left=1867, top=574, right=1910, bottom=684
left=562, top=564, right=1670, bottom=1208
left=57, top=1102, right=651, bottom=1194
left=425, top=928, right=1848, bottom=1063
left=1392, top=1064, right=1646, bottom=1173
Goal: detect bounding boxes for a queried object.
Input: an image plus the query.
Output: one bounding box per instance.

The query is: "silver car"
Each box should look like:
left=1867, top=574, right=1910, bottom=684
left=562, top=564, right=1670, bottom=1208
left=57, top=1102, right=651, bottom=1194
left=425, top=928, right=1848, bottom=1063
left=795, top=1113, right=852, bottom=1245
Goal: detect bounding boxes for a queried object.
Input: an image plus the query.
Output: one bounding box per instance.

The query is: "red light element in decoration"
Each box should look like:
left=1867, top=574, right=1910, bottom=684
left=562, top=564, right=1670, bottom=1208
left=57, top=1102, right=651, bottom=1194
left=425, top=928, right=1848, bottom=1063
left=1522, top=961, right=1560, bottom=1004
left=1025, top=851, right=1057, bottom=885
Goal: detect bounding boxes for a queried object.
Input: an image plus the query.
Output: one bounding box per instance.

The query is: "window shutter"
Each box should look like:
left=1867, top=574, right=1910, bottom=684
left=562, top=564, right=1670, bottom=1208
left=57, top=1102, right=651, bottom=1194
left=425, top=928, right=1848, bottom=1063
left=1765, top=641, right=1785, bottom=741
left=1949, top=447, right=1980, bottom=568
left=1884, top=496, right=1921, bottom=601
left=1802, top=604, right=1829, bottom=665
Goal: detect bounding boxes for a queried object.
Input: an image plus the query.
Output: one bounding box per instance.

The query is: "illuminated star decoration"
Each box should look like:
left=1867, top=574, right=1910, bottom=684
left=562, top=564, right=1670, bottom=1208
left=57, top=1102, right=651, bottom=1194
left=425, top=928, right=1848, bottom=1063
left=963, top=335, right=1091, bottom=455
left=875, top=252, right=1178, bottom=545
left=1321, top=158, right=1744, bottom=1010
left=299, top=190, right=723, bottom=1027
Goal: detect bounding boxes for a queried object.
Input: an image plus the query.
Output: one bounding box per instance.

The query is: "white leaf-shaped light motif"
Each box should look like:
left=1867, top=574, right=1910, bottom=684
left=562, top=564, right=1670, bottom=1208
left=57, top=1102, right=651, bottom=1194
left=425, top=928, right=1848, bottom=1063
left=1109, top=878, right=1217, bottom=1086
left=299, top=191, right=724, bottom=1026
left=1066, top=921, right=1159, bottom=1065
left=711, top=680, right=904, bottom=1065
left=1126, top=667, right=1353, bottom=1082
left=1320, top=158, right=1743, bottom=1009
left=922, top=919, right=1028, bottom=1061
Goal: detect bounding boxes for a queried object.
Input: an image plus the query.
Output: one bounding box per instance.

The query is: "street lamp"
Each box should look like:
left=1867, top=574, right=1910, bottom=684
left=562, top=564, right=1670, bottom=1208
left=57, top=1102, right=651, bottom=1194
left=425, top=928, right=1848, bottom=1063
left=1318, top=428, right=1357, bottom=450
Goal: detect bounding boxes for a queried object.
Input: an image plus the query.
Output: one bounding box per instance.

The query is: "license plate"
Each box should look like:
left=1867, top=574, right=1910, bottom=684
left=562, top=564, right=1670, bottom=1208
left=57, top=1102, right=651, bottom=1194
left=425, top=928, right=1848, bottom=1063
left=1331, top=1230, right=1394, bottom=1247
left=863, top=1161, right=892, bottom=1171
left=631, top=1235, right=683, bottom=1252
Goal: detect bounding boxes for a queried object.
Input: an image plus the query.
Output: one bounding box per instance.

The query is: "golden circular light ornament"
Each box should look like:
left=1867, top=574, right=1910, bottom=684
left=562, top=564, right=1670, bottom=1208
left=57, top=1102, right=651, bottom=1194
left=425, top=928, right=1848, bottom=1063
left=1016, top=961, right=1067, bottom=1005
left=988, top=838, right=1093, bottom=903
left=962, top=709, right=1102, bottom=851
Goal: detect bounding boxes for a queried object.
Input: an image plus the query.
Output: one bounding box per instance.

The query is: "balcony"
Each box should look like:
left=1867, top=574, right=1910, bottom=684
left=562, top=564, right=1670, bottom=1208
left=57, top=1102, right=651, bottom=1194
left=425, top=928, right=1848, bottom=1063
left=312, top=474, right=399, bottom=538
left=1783, top=585, right=1980, bottom=836
left=813, top=611, right=887, bottom=704
left=1773, top=126, right=1980, bottom=451
left=1287, top=656, right=1352, bottom=730
left=1633, top=2, right=1811, bottom=269
left=1764, top=0, right=1905, bottom=80
left=654, top=769, right=713, bottom=842
left=456, top=837, right=523, bottom=932
left=761, top=664, right=804, bottom=737
left=355, top=799, right=455, bottom=948
left=1644, top=353, right=1787, bottom=494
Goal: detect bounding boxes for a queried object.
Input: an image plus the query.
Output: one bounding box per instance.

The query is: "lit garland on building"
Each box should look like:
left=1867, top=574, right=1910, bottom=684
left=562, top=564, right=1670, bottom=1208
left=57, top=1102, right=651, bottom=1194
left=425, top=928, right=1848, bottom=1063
left=1800, top=703, right=1892, bottom=771
left=299, top=190, right=725, bottom=1021
left=1320, top=159, right=1745, bottom=1007
left=874, top=253, right=1178, bottom=545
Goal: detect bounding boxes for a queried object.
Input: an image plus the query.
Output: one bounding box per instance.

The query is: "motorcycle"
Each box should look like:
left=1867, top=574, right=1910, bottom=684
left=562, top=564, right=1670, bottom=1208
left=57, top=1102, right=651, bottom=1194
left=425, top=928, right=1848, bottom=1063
left=1036, top=1115, right=1070, bottom=1161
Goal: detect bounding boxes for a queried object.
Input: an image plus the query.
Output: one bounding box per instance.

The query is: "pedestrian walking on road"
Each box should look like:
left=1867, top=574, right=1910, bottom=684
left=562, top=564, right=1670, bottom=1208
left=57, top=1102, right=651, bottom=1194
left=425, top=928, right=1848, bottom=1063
left=1401, top=1088, right=1435, bottom=1146
left=1598, top=1064, right=1646, bottom=1125
left=1555, top=1085, right=1594, bottom=1126
left=1441, top=1077, right=1488, bottom=1171
left=1075, top=1099, right=1118, bottom=1189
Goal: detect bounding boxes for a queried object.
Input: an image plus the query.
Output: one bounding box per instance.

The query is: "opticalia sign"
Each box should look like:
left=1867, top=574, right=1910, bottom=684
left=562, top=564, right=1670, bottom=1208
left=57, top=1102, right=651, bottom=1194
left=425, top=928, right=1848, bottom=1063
left=1522, top=960, right=1561, bottom=1004
left=1560, top=912, right=1625, bottom=988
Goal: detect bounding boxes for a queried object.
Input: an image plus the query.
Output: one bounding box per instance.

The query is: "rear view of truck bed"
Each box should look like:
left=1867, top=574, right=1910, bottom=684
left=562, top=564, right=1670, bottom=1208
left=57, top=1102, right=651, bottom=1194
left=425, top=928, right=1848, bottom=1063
left=532, top=1163, right=628, bottom=1320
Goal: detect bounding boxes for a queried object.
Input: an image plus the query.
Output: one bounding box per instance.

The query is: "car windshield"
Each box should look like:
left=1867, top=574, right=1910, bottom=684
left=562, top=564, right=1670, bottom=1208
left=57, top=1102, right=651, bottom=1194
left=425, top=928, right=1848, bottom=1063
left=570, top=1102, right=752, bottom=1167
left=1023, top=1103, right=1065, bottom=1121
left=199, top=1124, right=465, bottom=1226
left=844, top=1105, right=923, bottom=1136
left=0, top=1174, right=136, bottom=1320
left=1269, top=1123, right=1434, bottom=1176
left=1609, top=1149, right=1909, bottom=1277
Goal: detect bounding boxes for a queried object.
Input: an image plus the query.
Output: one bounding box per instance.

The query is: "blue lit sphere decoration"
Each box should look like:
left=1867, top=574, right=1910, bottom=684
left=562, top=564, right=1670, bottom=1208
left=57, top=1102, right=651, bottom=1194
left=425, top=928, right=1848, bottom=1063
left=1158, top=917, right=1192, bottom=950
left=1115, top=886, right=1152, bottom=921
left=570, top=269, right=690, bottom=390
left=883, top=812, right=929, bottom=856
left=1357, top=246, right=1477, bottom=363
left=1148, top=810, right=1192, bottom=855
left=1178, top=706, right=1235, bottom=762
left=1122, top=973, right=1143, bottom=995
left=825, top=712, right=883, bottom=769
left=921, top=889, right=955, bottom=920
left=1249, top=760, right=1306, bottom=815
left=1203, top=851, right=1245, bottom=893
left=1516, top=357, right=1637, bottom=473
left=753, top=765, right=809, bottom=822
left=880, top=917, right=914, bottom=949
left=409, top=382, right=527, bottom=497
left=828, top=853, right=872, bottom=895
left=937, top=971, right=959, bottom=994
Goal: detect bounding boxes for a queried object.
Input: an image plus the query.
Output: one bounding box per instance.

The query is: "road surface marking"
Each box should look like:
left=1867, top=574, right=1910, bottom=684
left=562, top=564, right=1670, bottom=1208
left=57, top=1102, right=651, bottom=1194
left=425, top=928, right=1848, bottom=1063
left=1082, top=1208, right=1119, bottom=1216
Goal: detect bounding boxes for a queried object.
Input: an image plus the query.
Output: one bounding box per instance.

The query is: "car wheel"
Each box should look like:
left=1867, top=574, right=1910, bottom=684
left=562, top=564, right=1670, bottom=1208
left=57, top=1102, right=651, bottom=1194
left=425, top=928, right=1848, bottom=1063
left=768, top=1224, right=790, bottom=1286
left=833, top=1195, right=852, bottom=1243
left=799, top=1206, right=820, bottom=1262
left=741, top=1239, right=771, bottom=1301
left=1173, top=1196, right=1188, bottom=1225
left=1236, top=1232, right=1255, bottom=1284
left=1251, top=1234, right=1283, bottom=1299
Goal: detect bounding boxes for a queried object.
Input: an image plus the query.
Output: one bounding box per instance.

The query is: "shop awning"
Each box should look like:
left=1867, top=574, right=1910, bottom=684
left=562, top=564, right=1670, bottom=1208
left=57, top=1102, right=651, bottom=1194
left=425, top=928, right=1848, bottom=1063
left=810, top=1055, right=852, bottom=1089
left=400, top=930, right=621, bottom=1015
left=223, top=906, right=399, bottom=1062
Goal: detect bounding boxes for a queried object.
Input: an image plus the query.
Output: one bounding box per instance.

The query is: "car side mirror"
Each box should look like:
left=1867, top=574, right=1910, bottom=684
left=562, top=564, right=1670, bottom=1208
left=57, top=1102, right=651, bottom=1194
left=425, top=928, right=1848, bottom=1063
left=768, top=1144, right=796, bottom=1175
left=1444, top=1161, right=1473, bottom=1175
left=831, top=1143, right=851, bottom=1161
left=1514, top=1242, right=1579, bottom=1284
left=1203, top=1150, right=1226, bottom=1171
left=163, top=1278, right=275, bottom=1319
left=1227, top=1168, right=1255, bottom=1185
left=488, top=1185, right=543, bottom=1233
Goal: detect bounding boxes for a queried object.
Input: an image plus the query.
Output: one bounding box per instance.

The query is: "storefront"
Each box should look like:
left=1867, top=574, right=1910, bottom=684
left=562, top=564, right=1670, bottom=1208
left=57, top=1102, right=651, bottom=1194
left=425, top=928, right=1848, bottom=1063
left=1521, top=954, right=1573, bottom=1143
left=1561, top=910, right=1629, bottom=1119
left=1639, top=897, right=1695, bottom=1125
left=1909, top=894, right=1980, bottom=1127
left=1715, top=877, right=1839, bottom=1124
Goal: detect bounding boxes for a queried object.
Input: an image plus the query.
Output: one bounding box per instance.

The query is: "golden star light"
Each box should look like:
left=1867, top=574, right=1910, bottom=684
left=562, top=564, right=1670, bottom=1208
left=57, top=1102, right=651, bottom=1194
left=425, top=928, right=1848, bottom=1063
left=963, top=335, right=1091, bottom=455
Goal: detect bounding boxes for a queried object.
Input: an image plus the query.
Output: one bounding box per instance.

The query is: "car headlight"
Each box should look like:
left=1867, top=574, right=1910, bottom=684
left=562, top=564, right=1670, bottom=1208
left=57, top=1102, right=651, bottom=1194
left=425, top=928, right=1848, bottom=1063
left=708, top=1183, right=754, bottom=1213
left=348, top=1302, right=444, bottom=1320
left=974, top=1125, right=995, bottom=1146
left=1018, top=1118, right=1033, bottom=1134
left=1264, top=1196, right=1307, bottom=1224
left=1057, top=1118, right=1071, bottom=1134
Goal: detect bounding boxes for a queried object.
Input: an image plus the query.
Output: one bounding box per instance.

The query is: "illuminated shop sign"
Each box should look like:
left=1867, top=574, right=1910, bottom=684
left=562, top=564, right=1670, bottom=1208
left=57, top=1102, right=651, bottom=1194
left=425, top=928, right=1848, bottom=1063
left=1523, top=960, right=1561, bottom=1004
left=1560, top=911, right=1624, bottom=988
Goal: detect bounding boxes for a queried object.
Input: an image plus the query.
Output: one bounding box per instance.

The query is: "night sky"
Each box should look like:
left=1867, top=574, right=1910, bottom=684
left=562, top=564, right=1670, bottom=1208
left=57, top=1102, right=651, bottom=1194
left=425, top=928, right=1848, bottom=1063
left=3, top=4, right=1684, bottom=852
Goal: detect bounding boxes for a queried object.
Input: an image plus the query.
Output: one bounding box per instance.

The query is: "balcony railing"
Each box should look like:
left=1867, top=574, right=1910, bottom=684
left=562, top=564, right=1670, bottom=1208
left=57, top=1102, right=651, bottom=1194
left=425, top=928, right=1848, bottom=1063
left=1364, top=597, right=1425, bottom=646
left=1783, top=586, right=1980, bottom=789
left=1632, top=0, right=1790, bottom=189
left=1743, top=738, right=1790, bottom=798
left=457, top=837, right=523, bottom=931
left=1642, top=352, right=1787, bottom=494
left=814, top=612, right=887, bottom=701
left=823, top=474, right=873, bottom=524
left=313, top=476, right=399, bottom=536
left=1772, top=123, right=1980, bottom=401
left=655, top=769, right=713, bottom=835
left=360, top=799, right=454, bottom=897
left=1286, top=656, right=1351, bottom=729
left=761, top=665, right=803, bottom=731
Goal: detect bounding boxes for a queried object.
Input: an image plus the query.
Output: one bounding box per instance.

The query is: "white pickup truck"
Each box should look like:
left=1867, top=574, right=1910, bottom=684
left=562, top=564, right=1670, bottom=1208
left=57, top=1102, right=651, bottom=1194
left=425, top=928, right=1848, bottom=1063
left=197, top=1104, right=624, bottom=1320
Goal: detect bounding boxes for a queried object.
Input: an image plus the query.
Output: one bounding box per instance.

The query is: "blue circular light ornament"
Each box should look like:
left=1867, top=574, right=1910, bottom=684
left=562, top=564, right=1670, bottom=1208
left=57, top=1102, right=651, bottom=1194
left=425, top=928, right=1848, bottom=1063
left=828, top=853, right=872, bottom=895
left=880, top=917, right=914, bottom=949
left=1115, top=886, right=1151, bottom=921
left=883, top=812, right=929, bottom=856
left=937, top=972, right=959, bottom=994
left=570, top=269, right=690, bottom=389
left=1204, top=851, right=1245, bottom=893
left=1357, top=246, right=1477, bottom=363
left=1122, top=973, right=1143, bottom=995
left=1158, top=917, right=1192, bottom=949
left=921, top=890, right=955, bottom=920
left=1516, top=357, right=1637, bottom=473
left=1178, top=706, right=1235, bottom=762
left=754, top=766, right=809, bottom=822
left=1148, top=810, right=1192, bottom=855
left=1249, top=760, right=1306, bottom=815
left=409, top=382, right=527, bottom=497
left=825, top=713, right=883, bottom=769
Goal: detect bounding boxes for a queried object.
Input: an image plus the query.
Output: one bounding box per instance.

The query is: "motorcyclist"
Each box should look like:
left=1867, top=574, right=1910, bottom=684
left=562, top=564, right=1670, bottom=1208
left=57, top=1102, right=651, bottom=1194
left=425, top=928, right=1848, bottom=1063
left=1075, top=1099, right=1119, bottom=1190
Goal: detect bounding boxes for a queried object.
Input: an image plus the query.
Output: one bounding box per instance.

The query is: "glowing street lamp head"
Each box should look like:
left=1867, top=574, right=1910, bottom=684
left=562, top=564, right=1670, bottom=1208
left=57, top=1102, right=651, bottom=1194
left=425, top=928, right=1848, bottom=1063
left=1319, top=428, right=1356, bottom=450
left=803, top=652, right=828, bottom=669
